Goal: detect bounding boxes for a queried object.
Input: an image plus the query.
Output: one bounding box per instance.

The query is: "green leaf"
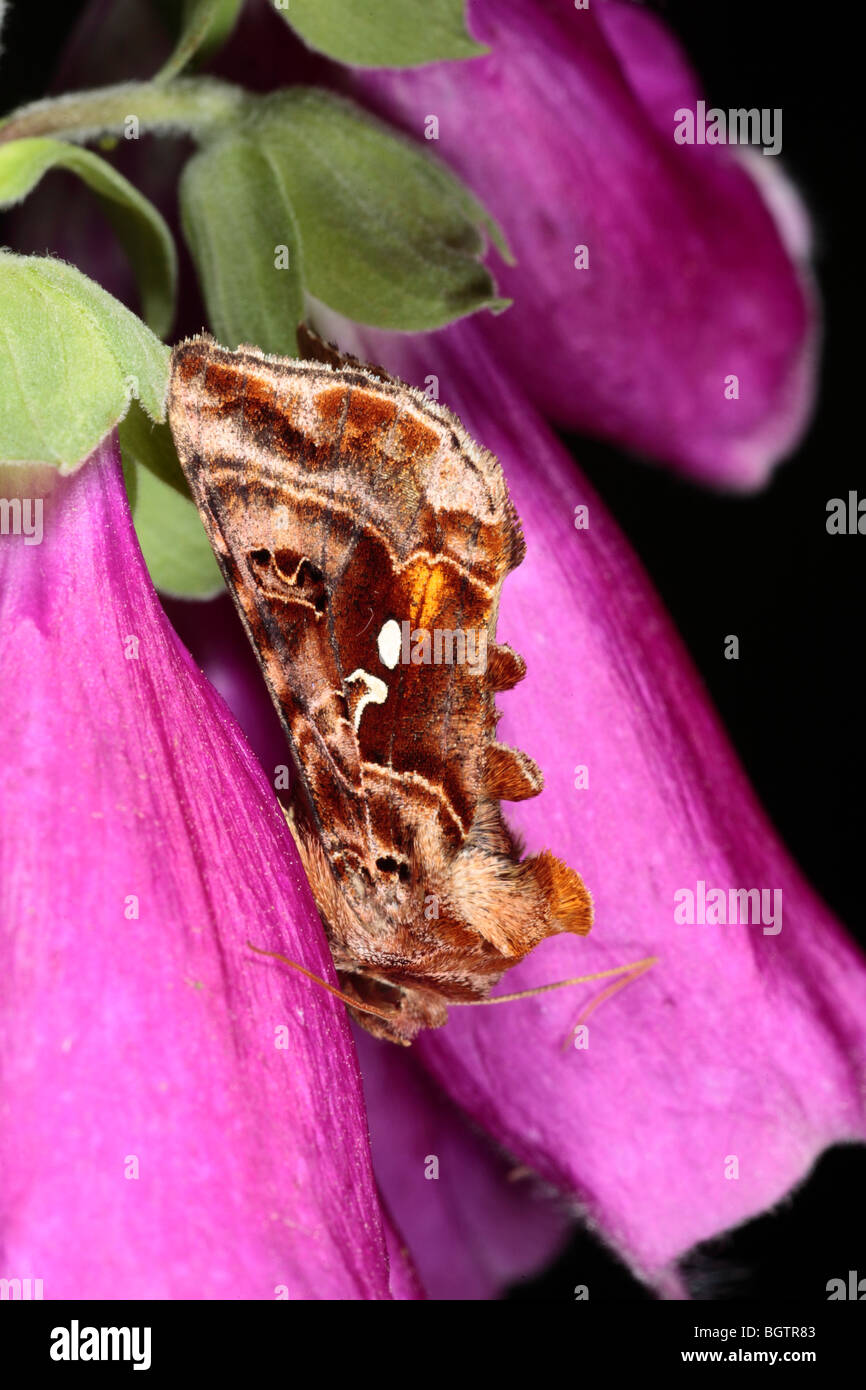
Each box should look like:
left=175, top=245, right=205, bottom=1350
left=277, top=0, right=485, bottom=68
left=0, top=252, right=170, bottom=473
left=0, top=137, right=177, bottom=336
left=119, top=408, right=222, bottom=597
left=180, top=134, right=304, bottom=355
left=255, top=90, right=508, bottom=331
left=130, top=461, right=223, bottom=597
left=117, top=398, right=189, bottom=497
left=156, top=0, right=245, bottom=82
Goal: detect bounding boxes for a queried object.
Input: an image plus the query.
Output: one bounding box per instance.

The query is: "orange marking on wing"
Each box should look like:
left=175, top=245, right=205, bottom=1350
left=313, top=384, right=349, bottom=428
left=397, top=412, right=441, bottom=459
left=403, top=558, right=448, bottom=630
left=343, top=389, right=397, bottom=449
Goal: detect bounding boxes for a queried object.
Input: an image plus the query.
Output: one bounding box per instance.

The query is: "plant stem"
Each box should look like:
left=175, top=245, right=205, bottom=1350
left=0, top=79, right=245, bottom=147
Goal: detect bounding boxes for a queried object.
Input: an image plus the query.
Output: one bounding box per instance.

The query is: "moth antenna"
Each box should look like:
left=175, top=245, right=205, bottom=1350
left=559, top=956, right=658, bottom=1050
left=455, top=956, right=658, bottom=1007
left=246, top=941, right=396, bottom=1024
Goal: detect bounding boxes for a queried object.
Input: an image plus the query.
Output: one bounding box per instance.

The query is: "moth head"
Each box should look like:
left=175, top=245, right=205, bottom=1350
left=336, top=971, right=448, bottom=1045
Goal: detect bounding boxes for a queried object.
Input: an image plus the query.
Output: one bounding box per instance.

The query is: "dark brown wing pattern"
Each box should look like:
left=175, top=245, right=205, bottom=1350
left=168, top=336, right=591, bottom=1043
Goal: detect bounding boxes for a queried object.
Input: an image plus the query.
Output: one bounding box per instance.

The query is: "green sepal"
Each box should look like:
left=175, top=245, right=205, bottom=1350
left=180, top=135, right=304, bottom=355
left=0, top=252, right=170, bottom=473
left=254, top=89, right=509, bottom=331
left=129, top=461, right=224, bottom=598
left=276, top=0, right=486, bottom=69
left=119, top=402, right=223, bottom=598
left=156, top=0, right=246, bottom=82
left=0, top=137, right=177, bottom=336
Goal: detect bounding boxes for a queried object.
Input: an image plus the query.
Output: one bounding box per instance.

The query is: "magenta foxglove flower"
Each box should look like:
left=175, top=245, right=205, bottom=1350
left=10, top=0, right=818, bottom=493
left=182, top=313, right=866, bottom=1294
left=0, top=438, right=415, bottom=1300
left=1, top=0, right=854, bottom=1305
left=357, top=322, right=865, bottom=1283
left=329, top=0, right=818, bottom=489
left=353, top=1028, right=574, bottom=1300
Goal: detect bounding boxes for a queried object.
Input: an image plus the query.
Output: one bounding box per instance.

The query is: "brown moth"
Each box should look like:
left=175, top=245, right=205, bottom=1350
left=167, top=332, right=592, bottom=1045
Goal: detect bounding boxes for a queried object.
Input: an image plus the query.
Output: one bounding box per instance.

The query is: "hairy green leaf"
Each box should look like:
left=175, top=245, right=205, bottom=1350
left=119, top=405, right=222, bottom=597
left=129, top=459, right=224, bottom=597
left=156, top=0, right=245, bottom=82
left=0, top=137, right=177, bottom=336
left=255, top=90, right=508, bottom=330
left=277, top=0, right=485, bottom=68
left=117, top=399, right=188, bottom=496
left=180, top=135, right=304, bottom=355
left=0, top=252, right=170, bottom=472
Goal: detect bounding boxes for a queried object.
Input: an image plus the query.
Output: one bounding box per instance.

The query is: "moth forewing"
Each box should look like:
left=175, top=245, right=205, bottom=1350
left=168, top=335, right=592, bottom=1044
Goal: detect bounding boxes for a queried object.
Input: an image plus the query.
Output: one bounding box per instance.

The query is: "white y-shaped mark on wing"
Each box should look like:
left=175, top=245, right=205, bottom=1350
left=346, top=669, right=389, bottom=732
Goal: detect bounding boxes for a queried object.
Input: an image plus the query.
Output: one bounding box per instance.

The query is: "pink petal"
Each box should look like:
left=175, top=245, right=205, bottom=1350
left=382, top=1211, right=426, bottom=1301
left=337, top=321, right=866, bottom=1287
left=340, top=0, right=817, bottom=488
left=0, top=440, right=402, bottom=1299
left=9, top=0, right=818, bottom=491
left=161, top=602, right=575, bottom=1299
left=354, top=1028, right=572, bottom=1300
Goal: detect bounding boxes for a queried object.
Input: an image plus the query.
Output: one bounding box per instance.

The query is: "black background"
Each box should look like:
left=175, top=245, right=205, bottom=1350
left=2, top=0, right=862, bottom=1300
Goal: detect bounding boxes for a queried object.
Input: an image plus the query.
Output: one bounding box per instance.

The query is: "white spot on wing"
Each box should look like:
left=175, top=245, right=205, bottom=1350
left=377, top=618, right=402, bottom=670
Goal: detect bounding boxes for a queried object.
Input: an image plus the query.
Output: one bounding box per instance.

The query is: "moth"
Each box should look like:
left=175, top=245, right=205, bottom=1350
left=168, top=331, right=592, bottom=1045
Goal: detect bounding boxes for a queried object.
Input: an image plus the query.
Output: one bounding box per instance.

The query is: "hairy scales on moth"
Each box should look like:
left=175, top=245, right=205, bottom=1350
left=168, top=328, right=653, bottom=1044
